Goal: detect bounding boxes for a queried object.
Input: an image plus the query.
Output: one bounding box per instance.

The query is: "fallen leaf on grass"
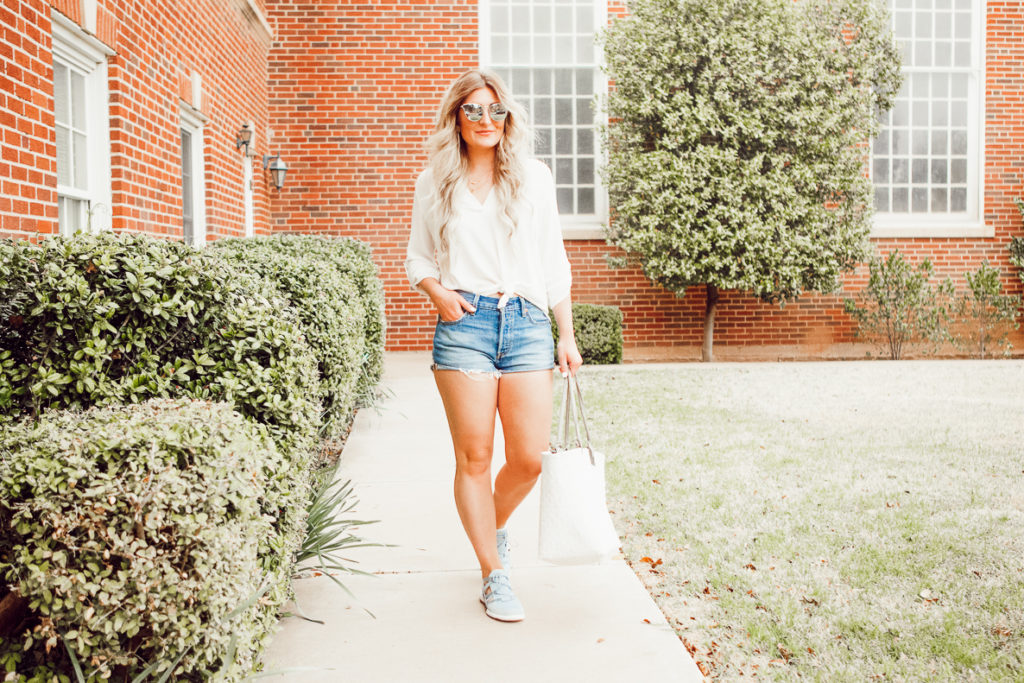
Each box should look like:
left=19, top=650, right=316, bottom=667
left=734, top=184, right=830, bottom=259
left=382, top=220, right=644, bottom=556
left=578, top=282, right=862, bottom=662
left=744, top=563, right=757, bottom=570
left=640, top=556, right=663, bottom=568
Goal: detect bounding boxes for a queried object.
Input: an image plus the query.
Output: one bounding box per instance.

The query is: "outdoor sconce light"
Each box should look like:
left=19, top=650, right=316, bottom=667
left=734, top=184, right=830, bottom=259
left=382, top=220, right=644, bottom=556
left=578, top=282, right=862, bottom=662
left=263, top=153, right=287, bottom=190
left=235, top=122, right=254, bottom=154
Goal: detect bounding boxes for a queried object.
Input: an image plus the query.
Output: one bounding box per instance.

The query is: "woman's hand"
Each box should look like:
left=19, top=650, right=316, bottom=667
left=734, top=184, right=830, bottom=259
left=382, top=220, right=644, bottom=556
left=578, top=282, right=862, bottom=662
left=551, top=296, right=583, bottom=376
left=429, top=286, right=476, bottom=322
left=556, top=335, right=583, bottom=377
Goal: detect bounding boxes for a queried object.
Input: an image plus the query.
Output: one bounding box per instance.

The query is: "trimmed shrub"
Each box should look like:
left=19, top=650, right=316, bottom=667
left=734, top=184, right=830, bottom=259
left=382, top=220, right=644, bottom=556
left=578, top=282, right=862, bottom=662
left=844, top=250, right=954, bottom=359
left=0, top=232, right=321, bottom=454
left=0, top=399, right=309, bottom=681
left=1011, top=198, right=1024, bottom=286
left=211, top=237, right=368, bottom=442
left=952, top=261, right=1021, bottom=358
left=213, top=236, right=386, bottom=409
left=552, top=303, right=624, bottom=365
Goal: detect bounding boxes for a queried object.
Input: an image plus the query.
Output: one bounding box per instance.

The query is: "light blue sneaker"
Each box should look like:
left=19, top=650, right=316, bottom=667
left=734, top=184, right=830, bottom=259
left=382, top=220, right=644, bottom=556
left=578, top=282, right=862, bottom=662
left=479, top=569, right=524, bottom=622
left=496, top=527, right=511, bottom=571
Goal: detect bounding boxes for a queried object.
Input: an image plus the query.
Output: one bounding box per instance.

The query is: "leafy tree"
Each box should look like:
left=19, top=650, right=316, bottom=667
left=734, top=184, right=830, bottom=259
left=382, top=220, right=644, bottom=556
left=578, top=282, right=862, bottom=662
left=600, top=0, right=902, bottom=360
left=843, top=250, right=953, bottom=360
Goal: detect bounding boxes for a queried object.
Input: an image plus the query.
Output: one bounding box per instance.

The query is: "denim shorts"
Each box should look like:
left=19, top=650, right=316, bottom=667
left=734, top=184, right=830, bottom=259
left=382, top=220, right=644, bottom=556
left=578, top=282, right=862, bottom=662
left=432, top=291, right=555, bottom=375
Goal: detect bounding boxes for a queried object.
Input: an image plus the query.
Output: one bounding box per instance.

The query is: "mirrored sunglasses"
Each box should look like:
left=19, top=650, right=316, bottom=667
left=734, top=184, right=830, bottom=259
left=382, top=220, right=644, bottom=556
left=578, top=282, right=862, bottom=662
left=460, top=102, right=508, bottom=122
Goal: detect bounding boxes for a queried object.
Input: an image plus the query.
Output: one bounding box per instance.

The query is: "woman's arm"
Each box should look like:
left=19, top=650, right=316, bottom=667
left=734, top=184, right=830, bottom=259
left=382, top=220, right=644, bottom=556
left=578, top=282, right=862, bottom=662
left=551, top=295, right=582, bottom=377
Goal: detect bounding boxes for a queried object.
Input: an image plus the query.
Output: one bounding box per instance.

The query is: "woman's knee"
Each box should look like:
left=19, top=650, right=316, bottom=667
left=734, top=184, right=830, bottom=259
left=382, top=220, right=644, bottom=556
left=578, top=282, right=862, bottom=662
left=455, top=449, right=493, bottom=478
left=506, top=452, right=543, bottom=480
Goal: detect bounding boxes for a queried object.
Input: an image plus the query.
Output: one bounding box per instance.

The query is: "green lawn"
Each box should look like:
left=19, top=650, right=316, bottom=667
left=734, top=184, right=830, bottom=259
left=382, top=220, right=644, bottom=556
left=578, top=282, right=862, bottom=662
left=575, top=361, right=1023, bottom=682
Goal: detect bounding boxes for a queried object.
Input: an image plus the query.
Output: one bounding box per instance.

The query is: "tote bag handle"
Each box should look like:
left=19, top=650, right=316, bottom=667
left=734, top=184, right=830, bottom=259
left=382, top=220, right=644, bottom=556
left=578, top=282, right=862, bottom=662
left=554, top=375, right=594, bottom=464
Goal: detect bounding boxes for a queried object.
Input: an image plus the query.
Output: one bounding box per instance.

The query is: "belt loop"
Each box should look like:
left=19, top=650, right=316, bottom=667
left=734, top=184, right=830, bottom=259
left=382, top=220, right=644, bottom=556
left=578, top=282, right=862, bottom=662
left=519, top=297, right=526, bottom=317
left=472, top=293, right=481, bottom=309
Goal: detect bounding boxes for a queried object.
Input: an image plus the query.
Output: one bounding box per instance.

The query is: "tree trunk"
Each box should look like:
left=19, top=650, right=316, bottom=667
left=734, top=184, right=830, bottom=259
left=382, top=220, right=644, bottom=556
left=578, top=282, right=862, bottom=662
left=0, top=589, right=28, bottom=637
left=702, top=283, right=719, bottom=362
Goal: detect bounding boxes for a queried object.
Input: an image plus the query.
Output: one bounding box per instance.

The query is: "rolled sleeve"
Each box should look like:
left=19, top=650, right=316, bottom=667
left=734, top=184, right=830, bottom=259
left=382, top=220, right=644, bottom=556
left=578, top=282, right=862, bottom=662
left=404, top=172, right=441, bottom=290
left=536, top=163, right=572, bottom=307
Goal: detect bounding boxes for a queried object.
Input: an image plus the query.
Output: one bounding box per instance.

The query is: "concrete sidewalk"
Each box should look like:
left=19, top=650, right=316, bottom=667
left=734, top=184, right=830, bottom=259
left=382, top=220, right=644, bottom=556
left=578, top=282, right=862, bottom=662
left=263, top=352, right=704, bottom=682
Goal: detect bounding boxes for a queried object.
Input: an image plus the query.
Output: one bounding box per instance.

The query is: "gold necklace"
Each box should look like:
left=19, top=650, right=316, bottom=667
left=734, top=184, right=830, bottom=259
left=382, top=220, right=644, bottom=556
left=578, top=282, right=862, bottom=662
left=467, top=172, right=492, bottom=188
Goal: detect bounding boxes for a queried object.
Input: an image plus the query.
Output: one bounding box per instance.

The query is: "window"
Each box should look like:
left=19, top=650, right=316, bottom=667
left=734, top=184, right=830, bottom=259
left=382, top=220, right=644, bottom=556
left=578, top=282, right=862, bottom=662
left=481, top=0, right=606, bottom=238
left=871, top=0, right=986, bottom=237
left=179, top=105, right=207, bottom=247
left=52, top=12, right=113, bottom=236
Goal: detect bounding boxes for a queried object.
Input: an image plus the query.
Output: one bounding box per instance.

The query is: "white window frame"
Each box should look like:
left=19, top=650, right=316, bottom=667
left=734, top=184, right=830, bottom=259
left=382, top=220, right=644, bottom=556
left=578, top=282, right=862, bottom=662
left=179, top=105, right=207, bottom=247
left=480, top=0, right=608, bottom=240
left=871, top=0, right=988, bottom=238
left=52, top=11, right=113, bottom=236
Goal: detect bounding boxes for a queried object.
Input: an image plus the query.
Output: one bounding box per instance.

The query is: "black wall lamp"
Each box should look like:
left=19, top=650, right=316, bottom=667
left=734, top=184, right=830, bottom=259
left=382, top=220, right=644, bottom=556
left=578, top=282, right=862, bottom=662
left=235, top=122, right=254, bottom=154
left=263, top=153, right=287, bottom=190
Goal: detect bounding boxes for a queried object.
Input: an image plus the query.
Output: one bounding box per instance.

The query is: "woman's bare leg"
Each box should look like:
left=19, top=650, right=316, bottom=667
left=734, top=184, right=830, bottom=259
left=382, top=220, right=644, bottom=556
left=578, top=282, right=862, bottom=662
left=433, top=369, right=503, bottom=578
left=493, top=369, right=553, bottom=529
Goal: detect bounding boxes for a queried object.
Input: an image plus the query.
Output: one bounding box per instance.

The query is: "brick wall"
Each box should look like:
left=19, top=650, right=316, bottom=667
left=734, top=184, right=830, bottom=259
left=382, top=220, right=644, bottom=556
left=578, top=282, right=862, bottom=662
left=0, top=0, right=274, bottom=242
left=3, top=1, right=1022, bottom=358
left=1, top=0, right=56, bottom=239
left=266, top=0, right=479, bottom=351
left=266, top=0, right=1023, bottom=358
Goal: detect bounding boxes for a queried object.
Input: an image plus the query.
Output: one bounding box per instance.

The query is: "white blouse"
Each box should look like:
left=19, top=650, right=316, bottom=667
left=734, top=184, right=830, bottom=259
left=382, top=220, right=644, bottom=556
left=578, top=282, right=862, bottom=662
left=405, top=158, right=572, bottom=313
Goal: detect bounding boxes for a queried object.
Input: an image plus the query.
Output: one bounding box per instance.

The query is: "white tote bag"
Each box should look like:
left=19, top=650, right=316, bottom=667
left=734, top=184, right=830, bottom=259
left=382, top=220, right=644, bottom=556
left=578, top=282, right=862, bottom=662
left=538, top=375, right=620, bottom=565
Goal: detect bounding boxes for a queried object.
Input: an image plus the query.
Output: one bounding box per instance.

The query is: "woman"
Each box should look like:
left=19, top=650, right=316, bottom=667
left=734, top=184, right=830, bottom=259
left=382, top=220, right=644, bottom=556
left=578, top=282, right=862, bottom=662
left=405, top=69, right=583, bottom=622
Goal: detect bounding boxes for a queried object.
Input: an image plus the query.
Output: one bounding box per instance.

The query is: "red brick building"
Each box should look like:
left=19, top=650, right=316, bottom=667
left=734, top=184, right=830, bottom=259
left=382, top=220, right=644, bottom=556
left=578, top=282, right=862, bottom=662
left=2, top=0, right=1021, bottom=359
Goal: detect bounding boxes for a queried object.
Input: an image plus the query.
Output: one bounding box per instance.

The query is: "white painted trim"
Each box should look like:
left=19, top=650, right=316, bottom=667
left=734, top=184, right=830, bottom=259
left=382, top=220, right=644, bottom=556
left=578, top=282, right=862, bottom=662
left=179, top=105, right=207, bottom=247
left=871, top=221, right=992, bottom=239
left=191, top=70, right=203, bottom=112
left=243, top=156, right=254, bottom=238
left=52, top=15, right=112, bottom=236
left=244, top=0, right=275, bottom=43
left=180, top=101, right=208, bottom=126
left=51, top=11, right=114, bottom=67
left=82, top=0, right=97, bottom=34
left=561, top=218, right=606, bottom=241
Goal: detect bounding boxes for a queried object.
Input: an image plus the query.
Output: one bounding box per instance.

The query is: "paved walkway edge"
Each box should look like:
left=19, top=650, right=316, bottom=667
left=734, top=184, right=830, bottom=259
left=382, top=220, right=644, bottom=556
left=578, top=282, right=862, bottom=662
left=263, top=352, right=705, bottom=682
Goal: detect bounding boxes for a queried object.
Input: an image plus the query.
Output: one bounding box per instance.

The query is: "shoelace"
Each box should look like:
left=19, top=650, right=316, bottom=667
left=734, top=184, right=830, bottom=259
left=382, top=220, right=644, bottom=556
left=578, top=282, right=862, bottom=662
left=483, top=574, right=514, bottom=602
left=497, top=535, right=510, bottom=561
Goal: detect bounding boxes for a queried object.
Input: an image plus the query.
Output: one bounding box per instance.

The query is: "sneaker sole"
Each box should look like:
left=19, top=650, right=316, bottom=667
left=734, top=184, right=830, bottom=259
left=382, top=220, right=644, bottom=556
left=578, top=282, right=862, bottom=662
left=479, top=596, right=524, bottom=622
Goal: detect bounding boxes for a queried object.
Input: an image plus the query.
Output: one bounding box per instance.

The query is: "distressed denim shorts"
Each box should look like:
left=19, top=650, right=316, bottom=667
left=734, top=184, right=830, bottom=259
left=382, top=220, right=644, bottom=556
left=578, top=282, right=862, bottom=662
left=432, top=291, right=555, bottom=376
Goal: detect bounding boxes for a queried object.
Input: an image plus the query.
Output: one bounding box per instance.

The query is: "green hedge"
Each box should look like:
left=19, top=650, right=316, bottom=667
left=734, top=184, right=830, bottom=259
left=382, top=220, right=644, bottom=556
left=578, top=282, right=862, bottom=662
left=0, top=231, right=391, bottom=680
left=0, top=399, right=308, bottom=681
left=0, top=232, right=321, bottom=455
left=213, top=236, right=386, bottom=410
left=552, top=303, right=624, bottom=365
left=211, top=237, right=368, bottom=442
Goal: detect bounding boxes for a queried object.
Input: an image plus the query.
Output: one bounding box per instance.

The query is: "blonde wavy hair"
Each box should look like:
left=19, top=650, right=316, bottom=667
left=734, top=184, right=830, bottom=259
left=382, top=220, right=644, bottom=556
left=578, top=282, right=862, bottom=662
left=425, top=69, right=531, bottom=253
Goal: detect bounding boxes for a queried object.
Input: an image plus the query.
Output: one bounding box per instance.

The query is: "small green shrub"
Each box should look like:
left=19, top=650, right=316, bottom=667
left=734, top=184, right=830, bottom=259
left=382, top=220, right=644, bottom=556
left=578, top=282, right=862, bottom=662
left=952, top=261, right=1021, bottom=358
left=844, top=250, right=954, bottom=360
left=211, top=237, right=368, bottom=443
left=552, top=303, right=624, bottom=364
left=216, top=236, right=386, bottom=408
left=0, top=399, right=309, bottom=681
left=0, top=232, right=321, bottom=454
left=1010, top=198, right=1024, bottom=286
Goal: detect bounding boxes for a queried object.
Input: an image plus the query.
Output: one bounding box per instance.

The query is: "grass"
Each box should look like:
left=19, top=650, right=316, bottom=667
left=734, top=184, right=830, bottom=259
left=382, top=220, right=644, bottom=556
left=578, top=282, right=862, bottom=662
left=572, top=360, right=1023, bottom=682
